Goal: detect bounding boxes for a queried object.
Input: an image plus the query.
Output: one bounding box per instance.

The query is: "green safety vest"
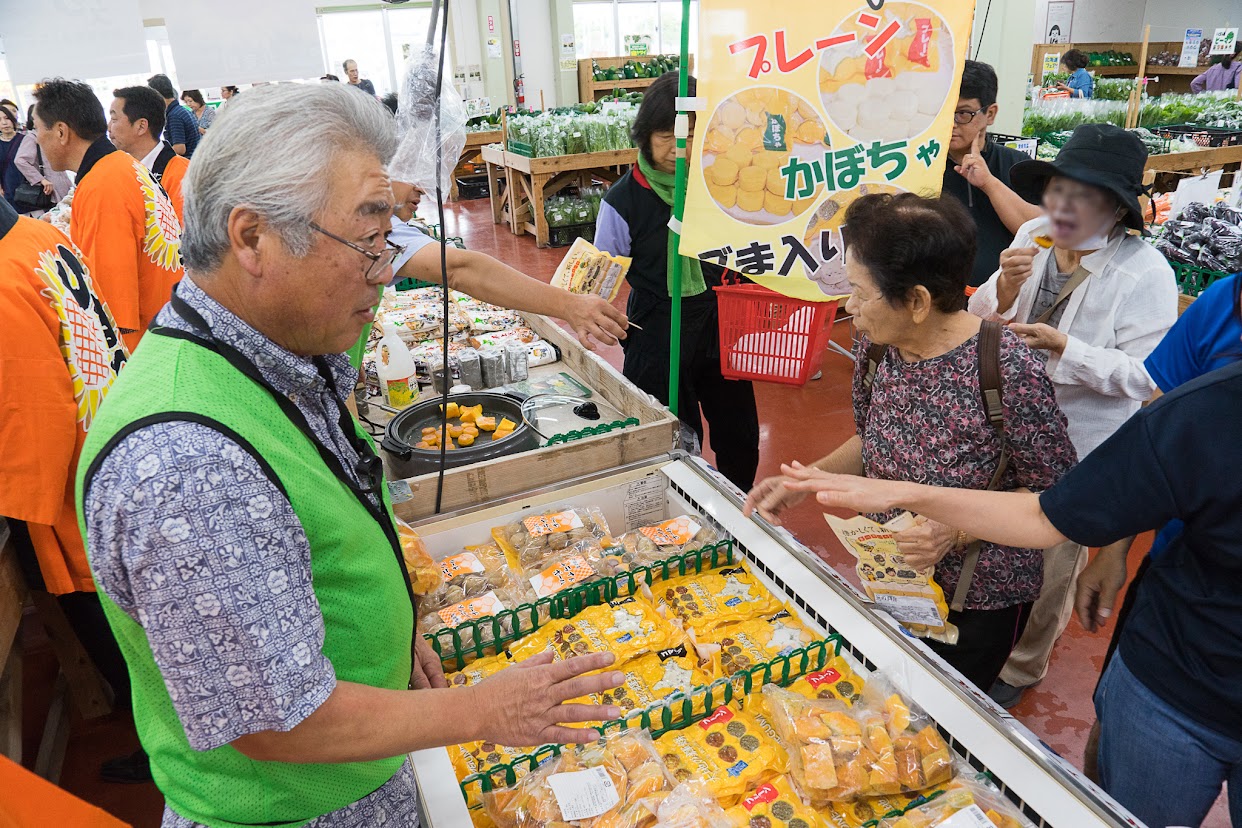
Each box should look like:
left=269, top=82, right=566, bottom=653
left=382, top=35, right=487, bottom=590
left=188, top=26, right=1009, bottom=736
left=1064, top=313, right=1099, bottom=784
left=76, top=319, right=415, bottom=828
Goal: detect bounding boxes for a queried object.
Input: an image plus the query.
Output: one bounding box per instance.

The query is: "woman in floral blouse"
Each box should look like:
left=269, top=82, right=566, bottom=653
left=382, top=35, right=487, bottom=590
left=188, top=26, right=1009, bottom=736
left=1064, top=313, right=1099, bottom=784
left=747, top=193, right=1077, bottom=691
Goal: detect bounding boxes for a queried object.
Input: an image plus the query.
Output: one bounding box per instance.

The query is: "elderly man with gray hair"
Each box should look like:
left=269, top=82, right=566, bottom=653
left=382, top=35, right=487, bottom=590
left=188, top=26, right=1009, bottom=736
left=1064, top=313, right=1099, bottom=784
left=77, top=83, right=626, bottom=828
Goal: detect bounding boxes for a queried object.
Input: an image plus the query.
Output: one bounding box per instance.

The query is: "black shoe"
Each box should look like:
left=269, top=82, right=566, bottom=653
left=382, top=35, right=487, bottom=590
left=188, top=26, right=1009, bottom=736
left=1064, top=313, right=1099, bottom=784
left=987, top=679, right=1026, bottom=709
left=100, top=748, right=152, bottom=783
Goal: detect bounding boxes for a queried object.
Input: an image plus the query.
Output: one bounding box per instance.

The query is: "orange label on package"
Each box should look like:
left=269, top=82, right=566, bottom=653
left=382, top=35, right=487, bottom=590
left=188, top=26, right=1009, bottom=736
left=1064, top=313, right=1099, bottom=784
left=523, top=510, right=584, bottom=536
left=639, top=516, right=702, bottom=546
left=440, top=552, right=486, bottom=581
left=438, top=591, right=506, bottom=626
left=530, top=555, right=595, bottom=597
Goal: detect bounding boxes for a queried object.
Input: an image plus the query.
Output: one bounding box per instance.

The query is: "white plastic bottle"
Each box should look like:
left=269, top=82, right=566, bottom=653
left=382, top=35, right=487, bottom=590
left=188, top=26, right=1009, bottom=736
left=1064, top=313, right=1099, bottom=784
left=377, top=323, right=419, bottom=409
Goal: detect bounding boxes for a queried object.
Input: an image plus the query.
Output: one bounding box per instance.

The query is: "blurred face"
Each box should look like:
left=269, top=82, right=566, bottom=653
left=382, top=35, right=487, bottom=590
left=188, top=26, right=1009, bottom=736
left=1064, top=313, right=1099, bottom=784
left=108, top=98, right=150, bottom=155
left=843, top=257, right=913, bottom=347
left=345, top=62, right=360, bottom=83
left=0, top=110, right=15, bottom=138
left=254, top=150, right=395, bottom=355
left=1042, top=176, right=1122, bottom=251
left=391, top=181, right=423, bottom=223
left=181, top=95, right=198, bottom=111
left=221, top=87, right=234, bottom=99
left=647, top=115, right=696, bottom=175
left=949, top=96, right=997, bottom=157
left=33, top=112, right=72, bottom=172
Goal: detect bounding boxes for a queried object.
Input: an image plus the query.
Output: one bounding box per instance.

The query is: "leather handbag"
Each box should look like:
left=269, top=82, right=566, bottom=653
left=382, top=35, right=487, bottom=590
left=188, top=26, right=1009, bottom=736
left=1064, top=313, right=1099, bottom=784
left=13, top=143, right=54, bottom=212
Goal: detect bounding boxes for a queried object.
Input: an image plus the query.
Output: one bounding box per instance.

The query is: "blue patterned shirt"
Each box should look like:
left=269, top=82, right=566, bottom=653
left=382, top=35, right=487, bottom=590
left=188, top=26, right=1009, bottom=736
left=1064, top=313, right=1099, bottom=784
left=85, top=277, right=418, bottom=828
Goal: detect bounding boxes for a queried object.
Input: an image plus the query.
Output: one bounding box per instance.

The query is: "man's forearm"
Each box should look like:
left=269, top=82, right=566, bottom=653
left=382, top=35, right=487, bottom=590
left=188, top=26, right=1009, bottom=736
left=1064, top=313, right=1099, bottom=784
left=892, top=484, right=1068, bottom=549
left=232, top=680, right=486, bottom=764
left=410, top=247, right=575, bottom=322
left=980, top=178, right=1043, bottom=235
left=812, top=435, right=865, bottom=476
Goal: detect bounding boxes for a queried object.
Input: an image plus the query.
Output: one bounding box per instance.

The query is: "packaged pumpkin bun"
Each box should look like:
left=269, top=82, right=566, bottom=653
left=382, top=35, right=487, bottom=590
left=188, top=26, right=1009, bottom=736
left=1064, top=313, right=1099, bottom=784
left=601, top=643, right=713, bottom=713
left=613, top=516, right=725, bottom=570
left=653, top=564, right=784, bottom=637
left=508, top=596, right=678, bottom=666
left=396, top=518, right=444, bottom=596
left=650, top=782, right=733, bottom=828
left=761, top=679, right=953, bottom=805
left=724, top=774, right=822, bottom=828
left=656, top=704, right=788, bottom=806
left=483, top=728, right=677, bottom=828
left=876, top=773, right=1037, bottom=828
left=493, top=505, right=621, bottom=598
left=781, top=656, right=866, bottom=708
left=694, top=609, right=819, bottom=680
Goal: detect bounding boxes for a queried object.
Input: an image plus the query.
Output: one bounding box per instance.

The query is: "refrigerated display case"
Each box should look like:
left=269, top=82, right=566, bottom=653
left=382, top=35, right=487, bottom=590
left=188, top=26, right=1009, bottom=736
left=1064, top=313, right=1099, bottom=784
left=406, top=454, right=1140, bottom=828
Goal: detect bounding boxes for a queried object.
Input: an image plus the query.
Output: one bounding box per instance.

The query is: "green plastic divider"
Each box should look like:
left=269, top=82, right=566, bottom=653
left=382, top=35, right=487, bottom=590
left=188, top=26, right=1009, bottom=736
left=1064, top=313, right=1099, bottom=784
left=543, top=418, right=641, bottom=446
left=1171, top=261, right=1232, bottom=298
left=459, top=635, right=844, bottom=799
left=425, top=539, right=736, bottom=671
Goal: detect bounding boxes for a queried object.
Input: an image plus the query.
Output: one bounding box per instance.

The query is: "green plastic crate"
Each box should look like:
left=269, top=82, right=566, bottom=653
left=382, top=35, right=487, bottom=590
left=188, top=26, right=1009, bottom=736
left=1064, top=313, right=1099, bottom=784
left=426, top=540, right=736, bottom=671
left=460, top=635, right=845, bottom=797
left=1172, top=261, right=1231, bottom=298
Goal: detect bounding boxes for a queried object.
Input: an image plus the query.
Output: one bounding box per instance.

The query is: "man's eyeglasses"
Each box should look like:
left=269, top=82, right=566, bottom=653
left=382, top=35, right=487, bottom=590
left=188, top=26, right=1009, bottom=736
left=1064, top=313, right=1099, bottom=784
left=953, top=108, right=987, bottom=125
left=310, top=222, right=406, bottom=283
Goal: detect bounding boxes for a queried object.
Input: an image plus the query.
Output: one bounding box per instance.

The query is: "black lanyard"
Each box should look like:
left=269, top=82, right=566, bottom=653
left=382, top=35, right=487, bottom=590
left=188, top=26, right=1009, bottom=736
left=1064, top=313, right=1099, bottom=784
left=158, top=293, right=418, bottom=622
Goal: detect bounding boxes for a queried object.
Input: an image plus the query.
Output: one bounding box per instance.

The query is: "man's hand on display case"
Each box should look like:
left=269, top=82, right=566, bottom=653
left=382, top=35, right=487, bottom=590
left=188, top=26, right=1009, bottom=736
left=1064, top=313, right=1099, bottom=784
left=893, top=516, right=959, bottom=571
left=468, top=650, right=624, bottom=747
left=412, top=636, right=449, bottom=690
left=563, top=293, right=629, bottom=351
left=744, top=475, right=809, bottom=526
left=1075, top=540, right=1131, bottom=633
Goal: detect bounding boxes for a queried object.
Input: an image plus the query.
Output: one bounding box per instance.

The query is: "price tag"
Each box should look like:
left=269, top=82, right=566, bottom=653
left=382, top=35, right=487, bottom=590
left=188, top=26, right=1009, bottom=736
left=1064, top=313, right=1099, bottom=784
left=937, top=804, right=996, bottom=828
left=547, top=767, right=620, bottom=821
left=872, top=592, right=945, bottom=628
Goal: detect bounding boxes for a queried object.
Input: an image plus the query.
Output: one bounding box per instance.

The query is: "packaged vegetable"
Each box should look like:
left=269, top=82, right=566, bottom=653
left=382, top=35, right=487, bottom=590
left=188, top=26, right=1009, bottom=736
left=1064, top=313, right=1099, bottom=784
left=762, top=679, right=953, bottom=805
left=397, top=519, right=443, bottom=595
left=508, top=596, right=677, bottom=666
left=656, top=704, right=788, bottom=805
left=484, top=728, right=676, bottom=828
left=877, top=773, right=1036, bottom=828
left=652, top=782, right=732, bottom=828
left=695, top=609, right=819, bottom=679
left=652, top=564, right=783, bottom=637
left=614, top=516, right=724, bottom=570
left=494, top=506, right=619, bottom=595
left=825, top=514, right=955, bottom=642
left=724, top=774, right=822, bottom=828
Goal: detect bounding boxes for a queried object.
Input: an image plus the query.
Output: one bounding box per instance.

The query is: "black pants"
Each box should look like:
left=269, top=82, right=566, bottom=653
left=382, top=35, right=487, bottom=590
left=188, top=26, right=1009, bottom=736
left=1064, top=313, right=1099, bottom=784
left=621, top=289, right=760, bottom=492
left=927, top=602, right=1033, bottom=692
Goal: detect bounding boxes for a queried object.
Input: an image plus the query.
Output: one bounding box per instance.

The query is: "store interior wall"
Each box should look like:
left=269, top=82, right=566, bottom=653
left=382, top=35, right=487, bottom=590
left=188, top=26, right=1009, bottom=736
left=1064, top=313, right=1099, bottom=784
left=513, top=0, right=558, bottom=109
left=1030, top=0, right=1237, bottom=44
left=972, top=0, right=1039, bottom=135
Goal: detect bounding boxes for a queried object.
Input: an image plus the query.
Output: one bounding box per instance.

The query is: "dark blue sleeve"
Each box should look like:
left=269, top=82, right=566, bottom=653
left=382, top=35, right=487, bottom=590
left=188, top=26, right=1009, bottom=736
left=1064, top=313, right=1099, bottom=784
left=1040, top=408, right=1179, bottom=547
left=1145, top=275, right=1239, bottom=392
left=166, top=110, right=188, bottom=145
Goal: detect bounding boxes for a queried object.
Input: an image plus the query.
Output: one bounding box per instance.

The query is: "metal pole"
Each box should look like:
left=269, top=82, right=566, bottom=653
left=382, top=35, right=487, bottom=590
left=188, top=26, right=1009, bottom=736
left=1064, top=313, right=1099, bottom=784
left=668, top=0, right=691, bottom=415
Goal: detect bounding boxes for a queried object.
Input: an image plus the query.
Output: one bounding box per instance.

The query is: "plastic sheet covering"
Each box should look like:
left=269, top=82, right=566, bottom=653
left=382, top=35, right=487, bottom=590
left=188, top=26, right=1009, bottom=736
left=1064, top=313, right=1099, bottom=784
left=391, top=42, right=468, bottom=194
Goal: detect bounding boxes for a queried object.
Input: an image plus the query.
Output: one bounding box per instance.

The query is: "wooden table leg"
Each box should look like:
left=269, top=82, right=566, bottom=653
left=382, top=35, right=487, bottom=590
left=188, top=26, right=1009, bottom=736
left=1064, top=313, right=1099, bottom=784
left=508, top=168, right=527, bottom=236
left=486, top=160, right=505, bottom=225
left=531, top=172, right=552, bottom=248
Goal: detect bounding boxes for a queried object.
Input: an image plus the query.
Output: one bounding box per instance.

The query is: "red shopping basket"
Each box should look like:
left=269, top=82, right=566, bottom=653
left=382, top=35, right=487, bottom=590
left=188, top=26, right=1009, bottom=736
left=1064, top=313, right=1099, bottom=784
left=714, top=278, right=838, bottom=385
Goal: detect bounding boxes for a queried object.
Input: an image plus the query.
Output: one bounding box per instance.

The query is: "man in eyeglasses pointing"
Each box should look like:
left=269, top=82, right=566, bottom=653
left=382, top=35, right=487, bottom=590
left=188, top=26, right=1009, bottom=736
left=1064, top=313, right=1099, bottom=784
left=78, top=83, right=625, bottom=828
left=942, top=60, right=1043, bottom=290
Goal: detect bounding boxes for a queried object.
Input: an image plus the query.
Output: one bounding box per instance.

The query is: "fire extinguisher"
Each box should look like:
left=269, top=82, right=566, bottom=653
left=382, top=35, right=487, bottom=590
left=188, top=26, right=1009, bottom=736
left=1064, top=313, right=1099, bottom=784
left=514, top=74, right=526, bottom=107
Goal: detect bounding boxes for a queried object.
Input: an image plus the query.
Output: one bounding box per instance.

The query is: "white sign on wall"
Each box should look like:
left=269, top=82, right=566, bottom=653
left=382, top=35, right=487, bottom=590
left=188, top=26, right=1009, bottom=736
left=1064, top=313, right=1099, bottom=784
left=163, top=0, right=323, bottom=88
left=1045, top=1, right=1074, bottom=44
left=1, top=0, right=148, bottom=84
left=1210, top=28, right=1238, bottom=56
left=1180, top=28, right=1204, bottom=68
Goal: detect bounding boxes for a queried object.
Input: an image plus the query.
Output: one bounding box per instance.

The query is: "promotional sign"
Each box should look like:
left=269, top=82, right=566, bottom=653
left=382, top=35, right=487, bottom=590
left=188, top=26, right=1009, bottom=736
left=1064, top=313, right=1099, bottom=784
left=680, top=0, right=977, bottom=300
left=1179, top=28, right=1204, bottom=68
left=1042, top=52, right=1062, bottom=81
left=1210, top=28, right=1238, bottom=56
left=1044, top=1, right=1073, bottom=44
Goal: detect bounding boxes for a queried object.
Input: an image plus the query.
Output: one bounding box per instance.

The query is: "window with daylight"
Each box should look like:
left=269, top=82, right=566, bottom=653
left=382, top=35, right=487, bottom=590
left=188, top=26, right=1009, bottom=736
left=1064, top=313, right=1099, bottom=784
left=573, top=1, right=698, bottom=59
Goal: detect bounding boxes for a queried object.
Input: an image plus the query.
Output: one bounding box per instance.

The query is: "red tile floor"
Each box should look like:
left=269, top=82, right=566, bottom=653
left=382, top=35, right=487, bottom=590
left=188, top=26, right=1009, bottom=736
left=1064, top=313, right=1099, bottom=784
left=22, top=197, right=1226, bottom=826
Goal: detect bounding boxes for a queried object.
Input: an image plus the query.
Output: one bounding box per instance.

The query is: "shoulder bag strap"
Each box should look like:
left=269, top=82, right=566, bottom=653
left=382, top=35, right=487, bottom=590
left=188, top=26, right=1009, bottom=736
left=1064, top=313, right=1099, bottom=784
left=1033, top=265, right=1091, bottom=325
left=950, top=320, right=1007, bottom=612
left=860, top=341, right=887, bottom=427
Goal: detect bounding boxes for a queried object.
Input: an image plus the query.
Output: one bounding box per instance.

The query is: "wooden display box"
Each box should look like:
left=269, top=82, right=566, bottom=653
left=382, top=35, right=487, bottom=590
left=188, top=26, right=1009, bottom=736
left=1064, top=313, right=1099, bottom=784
left=577, top=55, right=695, bottom=102
left=390, top=313, right=680, bottom=521
left=1029, top=41, right=1200, bottom=95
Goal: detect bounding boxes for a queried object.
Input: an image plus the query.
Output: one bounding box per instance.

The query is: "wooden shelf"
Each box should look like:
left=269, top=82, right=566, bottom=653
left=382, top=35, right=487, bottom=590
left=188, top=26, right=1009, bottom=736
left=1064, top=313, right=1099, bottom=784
left=588, top=77, right=659, bottom=93
left=578, top=55, right=695, bottom=102
left=1144, top=66, right=1209, bottom=75
left=1091, top=65, right=1140, bottom=75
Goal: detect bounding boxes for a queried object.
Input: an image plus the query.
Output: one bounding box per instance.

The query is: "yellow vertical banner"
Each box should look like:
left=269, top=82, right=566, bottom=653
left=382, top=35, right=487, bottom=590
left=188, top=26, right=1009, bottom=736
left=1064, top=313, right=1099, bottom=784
left=680, top=0, right=977, bottom=301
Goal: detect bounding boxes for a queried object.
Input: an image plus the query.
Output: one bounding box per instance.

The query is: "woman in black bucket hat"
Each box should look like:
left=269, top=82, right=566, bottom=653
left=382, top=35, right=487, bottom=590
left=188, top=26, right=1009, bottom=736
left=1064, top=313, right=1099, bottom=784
left=968, top=123, right=1178, bottom=712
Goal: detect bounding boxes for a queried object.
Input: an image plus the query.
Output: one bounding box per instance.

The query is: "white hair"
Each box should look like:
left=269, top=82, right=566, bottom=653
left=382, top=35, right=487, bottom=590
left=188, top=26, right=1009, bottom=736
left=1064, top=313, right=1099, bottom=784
left=181, top=83, right=397, bottom=273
